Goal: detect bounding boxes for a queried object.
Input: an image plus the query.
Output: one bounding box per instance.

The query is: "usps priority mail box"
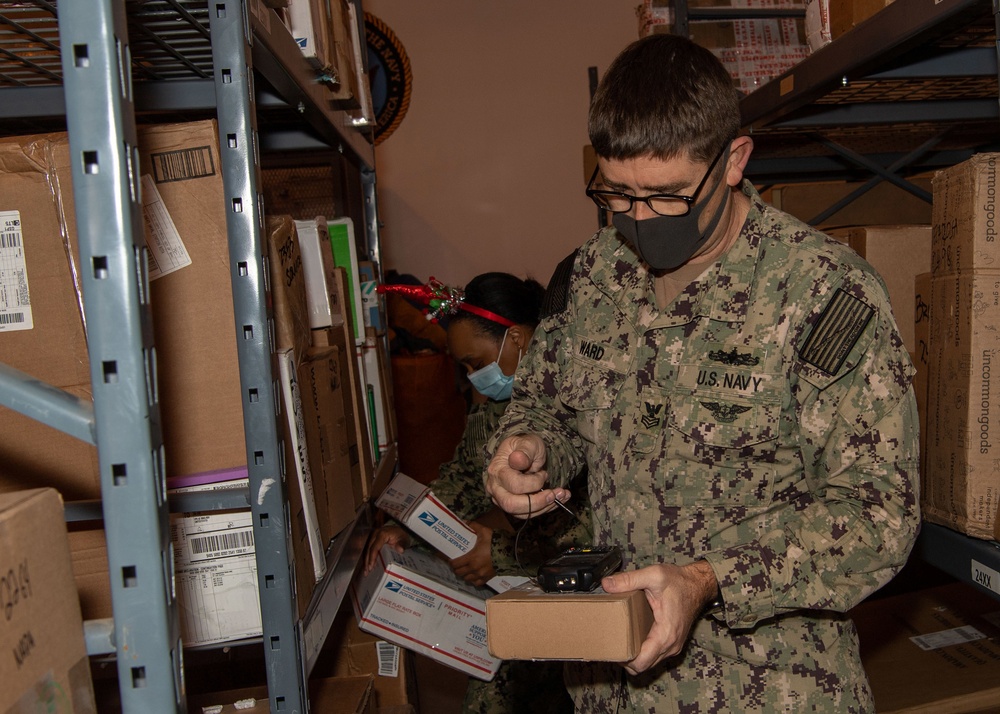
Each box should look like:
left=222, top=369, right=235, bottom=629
left=351, top=545, right=501, bottom=681
left=375, top=472, right=477, bottom=559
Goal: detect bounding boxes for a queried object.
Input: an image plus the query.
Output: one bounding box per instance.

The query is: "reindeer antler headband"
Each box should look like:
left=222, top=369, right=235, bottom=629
left=377, top=277, right=516, bottom=327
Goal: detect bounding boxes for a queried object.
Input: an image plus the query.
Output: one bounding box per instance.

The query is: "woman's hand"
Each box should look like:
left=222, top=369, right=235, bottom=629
left=364, top=525, right=411, bottom=575
left=448, top=520, right=496, bottom=587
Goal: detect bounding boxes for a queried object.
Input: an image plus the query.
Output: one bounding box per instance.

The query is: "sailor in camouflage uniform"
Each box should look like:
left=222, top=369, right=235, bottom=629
left=485, top=35, right=919, bottom=713
left=367, top=273, right=591, bottom=714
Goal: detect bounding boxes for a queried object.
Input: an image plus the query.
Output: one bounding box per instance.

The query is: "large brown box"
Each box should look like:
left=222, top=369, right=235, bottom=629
left=0, top=489, right=96, bottom=713
left=924, top=270, right=1000, bottom=540
left=187, top=674, right=375, bottom=714
left=0, top=121, right=247, bottom=499
left=827, top=225, right=932, bottom=354
left=852, top=583, right=1000, bottom=713
left=932, top=154, right=1000, bottom=276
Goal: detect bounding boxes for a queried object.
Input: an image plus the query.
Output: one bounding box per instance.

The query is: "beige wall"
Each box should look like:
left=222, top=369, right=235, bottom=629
left=366, top=1, right=639, bottom=289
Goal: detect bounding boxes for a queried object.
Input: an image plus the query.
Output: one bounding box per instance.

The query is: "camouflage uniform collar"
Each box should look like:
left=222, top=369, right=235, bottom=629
left=592, top=180, right=765, bottom=329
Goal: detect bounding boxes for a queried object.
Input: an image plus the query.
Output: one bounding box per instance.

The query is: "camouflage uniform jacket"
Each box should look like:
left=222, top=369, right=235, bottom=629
left=432, top=399, right=592, bottom=577
left=487, top=182, right=920, bottom=712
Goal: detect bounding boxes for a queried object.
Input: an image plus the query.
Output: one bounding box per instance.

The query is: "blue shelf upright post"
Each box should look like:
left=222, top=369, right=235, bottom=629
left=208, top=2, right=308, bottom=712
left=57, top=0, right=183, bottom=712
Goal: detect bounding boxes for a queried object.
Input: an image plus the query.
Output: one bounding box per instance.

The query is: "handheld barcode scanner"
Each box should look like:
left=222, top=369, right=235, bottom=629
left=537, top=546, right=623, bottom=593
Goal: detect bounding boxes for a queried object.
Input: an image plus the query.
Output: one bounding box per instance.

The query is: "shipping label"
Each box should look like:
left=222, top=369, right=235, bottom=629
left=141, top=175, right=192, bottom=280
left=0, top=210, right=32, bottom=332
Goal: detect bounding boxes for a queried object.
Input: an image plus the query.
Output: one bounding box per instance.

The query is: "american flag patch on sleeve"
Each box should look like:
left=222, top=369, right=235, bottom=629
left=799, top=288, right=874, bottom=376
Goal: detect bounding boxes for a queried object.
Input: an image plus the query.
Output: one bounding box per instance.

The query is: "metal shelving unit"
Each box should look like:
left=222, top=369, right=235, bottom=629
left=731, top=0, right=1000, bottom=599
left=0, top=2, right=388, bottom=712
left=738, top=0, right=1000, bottom=223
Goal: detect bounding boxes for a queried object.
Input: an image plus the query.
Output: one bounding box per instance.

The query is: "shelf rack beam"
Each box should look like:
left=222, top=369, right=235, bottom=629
left=57, top=0, right=183, bottom=711
left=208, top=1, right=308, bottom=711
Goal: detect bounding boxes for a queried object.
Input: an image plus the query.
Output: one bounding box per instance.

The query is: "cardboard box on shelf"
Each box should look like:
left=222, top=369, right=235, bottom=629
left=351, top=546, right=501, bottom=681
left=932, top=153, right=1000, bottom=276
left=924, top=270, right=1000, bottom=540
left=315, top=307, right=375, bottom=502
left=0, top=488, right=97, bottom=714
left=328, top=0, right=361, bottom=108
left=300, top=345, right=360, bottom=537
left=169, top=477, right=262, bottom=647
left=268, top=214, right=312, bottom=361
left=770, top=177, right=934, bottom=228
left=852, top=582, right=1000, bottom=713
left=688, top=10, right=810, bottom=95
left=485, top=582, right=654, bottom=662
left=375, top=472, right=477, bottom=559
left=277, top=348, right=327, bottom=585
left=826, top=225, right=931, bottom=354
left=0, top=121, right=247, bottom=500
left=286, top=0, right=334, bottom=73
left=317, top=607, right=418, bottom=709
left=830, top=0, right=893, bottom=40
left=804, top=0, right=831, bottom=51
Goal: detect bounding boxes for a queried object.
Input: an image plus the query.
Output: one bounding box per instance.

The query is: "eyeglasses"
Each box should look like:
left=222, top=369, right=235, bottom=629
left=585, top=144, right=728, bottom=217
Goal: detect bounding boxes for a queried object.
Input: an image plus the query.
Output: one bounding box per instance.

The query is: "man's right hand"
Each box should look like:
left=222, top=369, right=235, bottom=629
left=364, top=525, right=411, bottom=574
left=485, top=434, right=570, bottom=519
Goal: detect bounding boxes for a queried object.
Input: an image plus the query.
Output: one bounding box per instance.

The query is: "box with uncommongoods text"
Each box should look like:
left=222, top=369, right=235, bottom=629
left=932, top=153, right=1000, bottom=276
left=375, top=472, right=477, bottom=559
left=351, top=545, right=500, bottom=681
left=924, top=270, right=1000, bottom=540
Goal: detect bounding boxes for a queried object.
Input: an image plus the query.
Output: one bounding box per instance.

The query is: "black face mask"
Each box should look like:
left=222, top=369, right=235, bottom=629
left=612, top=180, right=729, bottom=272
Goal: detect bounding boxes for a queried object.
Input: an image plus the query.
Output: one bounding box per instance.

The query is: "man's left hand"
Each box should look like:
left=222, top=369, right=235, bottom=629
left=602, top=560, right=719, bottom=675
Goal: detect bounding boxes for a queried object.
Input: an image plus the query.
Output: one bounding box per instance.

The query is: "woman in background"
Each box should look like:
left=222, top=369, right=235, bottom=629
left=367, top=272, right=590, bottom=714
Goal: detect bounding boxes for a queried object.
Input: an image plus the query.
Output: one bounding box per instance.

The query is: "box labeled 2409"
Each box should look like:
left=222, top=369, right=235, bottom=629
left=350, top=545, right=500, bottom=681
left=375, top=472, right=477, bottom=559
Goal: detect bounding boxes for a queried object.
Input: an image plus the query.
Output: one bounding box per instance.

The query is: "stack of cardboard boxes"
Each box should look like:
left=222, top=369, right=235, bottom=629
left=271, top=0, right=373, bottom=121
left=923, top=154, right=1000, bottom=542
left=0, top=118, right=397, bottom=697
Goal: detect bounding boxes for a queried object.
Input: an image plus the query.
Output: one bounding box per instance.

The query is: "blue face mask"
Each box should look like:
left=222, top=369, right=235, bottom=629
left=468, top=329, right=519, bottom=401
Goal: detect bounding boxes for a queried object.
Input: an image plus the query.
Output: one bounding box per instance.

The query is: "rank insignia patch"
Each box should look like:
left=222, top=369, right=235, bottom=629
left=641, top=402, right=663, bottom=429
left=799, top=288, right=874, bottom=376
left=700, top=401, right=751, bottom=423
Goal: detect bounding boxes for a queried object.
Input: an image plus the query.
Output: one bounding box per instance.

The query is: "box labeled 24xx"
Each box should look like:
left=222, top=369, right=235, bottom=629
left=375, top=472, right=477, bottom=559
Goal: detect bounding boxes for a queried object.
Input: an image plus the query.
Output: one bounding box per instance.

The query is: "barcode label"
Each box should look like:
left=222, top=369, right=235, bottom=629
left=911, top=625, right=986, bottom=651
left=0, top=209, right=33, bottom=332
left=150, top=145, right=215, bottom=184
left=376, top=640, right=400, bottom=677
left=189, top=529, right=254, bottom=556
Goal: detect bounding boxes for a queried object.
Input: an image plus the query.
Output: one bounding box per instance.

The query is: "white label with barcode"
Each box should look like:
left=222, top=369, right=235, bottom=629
left=0, top=210, right=33, bottom=332
left=376, top=640, right=400, bottom=677
left=910, top=625, right=986, bottom=651
left=141, top=175, right=192, bottom=280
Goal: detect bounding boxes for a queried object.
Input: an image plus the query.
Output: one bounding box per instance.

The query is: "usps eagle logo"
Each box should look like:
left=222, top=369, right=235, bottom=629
left=417, top=512, right=439, bottom=527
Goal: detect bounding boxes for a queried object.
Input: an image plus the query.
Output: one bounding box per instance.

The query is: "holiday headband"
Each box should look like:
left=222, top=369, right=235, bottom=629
left=377, top=277, right=516, bottom=327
